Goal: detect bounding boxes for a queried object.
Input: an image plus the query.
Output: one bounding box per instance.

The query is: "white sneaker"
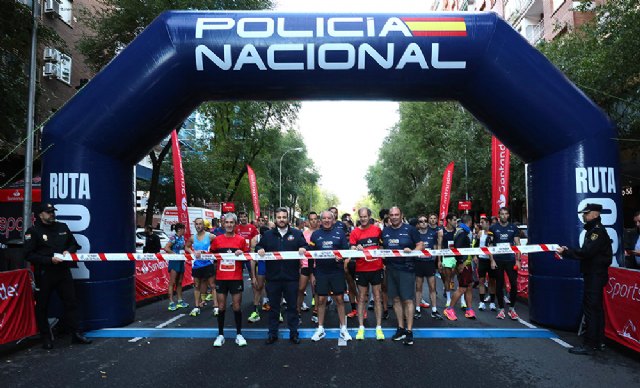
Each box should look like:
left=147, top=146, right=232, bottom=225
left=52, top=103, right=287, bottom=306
left=311, top=315, right=319, bottom=324
left=311, top=327, right=326, bottom=342
left=213, top=335, right=225, bottom=347
left=340, top=328, right=352, bottom=341
left=301, top=301, right=310, bottom=311
left=478, top=302, right=486, bottom=311
left=213, top=307, right=219, bottom=316
left=189, top=307, right=201, bottom=317
left=490, top=303, right=497, bottom=311
left=484, top=294, right=491, bottom=302
left=421, top=298, right=428, bottom=306
left=235, top=334, right=247, bottom=347
left=504, top=296, right=511, bottom=304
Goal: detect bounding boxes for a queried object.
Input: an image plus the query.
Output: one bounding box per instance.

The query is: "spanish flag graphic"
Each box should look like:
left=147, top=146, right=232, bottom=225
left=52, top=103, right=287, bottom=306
left=401, top=17, right=467, bottom=37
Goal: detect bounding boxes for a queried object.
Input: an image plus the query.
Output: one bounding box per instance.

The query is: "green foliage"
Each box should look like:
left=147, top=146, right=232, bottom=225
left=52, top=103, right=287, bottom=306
left=539, top=0, right=640, bottom=149
left=366, top=101, right=525, bottom=219
left=77, top=0, right=274, bottom=72
left=0, top=1, right=63, bottom=154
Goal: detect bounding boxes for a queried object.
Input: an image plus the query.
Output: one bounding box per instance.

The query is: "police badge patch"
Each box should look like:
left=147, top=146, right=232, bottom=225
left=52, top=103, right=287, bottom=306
left=590, top=234, right=598, bottom=241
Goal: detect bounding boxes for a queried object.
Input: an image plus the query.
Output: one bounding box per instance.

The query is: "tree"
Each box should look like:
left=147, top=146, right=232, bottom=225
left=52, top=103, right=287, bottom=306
left=366, top=101, right=526, bottom=219
left=78, top=0, right=274, bottom=72
left=0, top=1, right=62, bottom=182
left=539, top=0, right=640, bottom=155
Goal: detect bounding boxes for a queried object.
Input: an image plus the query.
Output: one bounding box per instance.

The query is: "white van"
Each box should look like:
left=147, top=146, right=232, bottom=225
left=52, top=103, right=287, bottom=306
left=160, top=207, right=220, bottom=236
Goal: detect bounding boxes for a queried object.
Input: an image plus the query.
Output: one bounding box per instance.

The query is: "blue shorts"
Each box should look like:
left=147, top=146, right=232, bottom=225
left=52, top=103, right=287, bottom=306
left=257, top=261, right=266, bottom=276
left=168, top=261, right=185, bottom=273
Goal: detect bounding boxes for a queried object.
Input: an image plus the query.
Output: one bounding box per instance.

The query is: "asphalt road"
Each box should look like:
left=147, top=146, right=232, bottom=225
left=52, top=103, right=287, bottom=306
left=2, top=276, right=639, bottom=388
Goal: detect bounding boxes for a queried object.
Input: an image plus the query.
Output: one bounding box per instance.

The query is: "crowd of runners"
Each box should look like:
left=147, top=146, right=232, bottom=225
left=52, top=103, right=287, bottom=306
left=156, top=205, right=524, bottom=347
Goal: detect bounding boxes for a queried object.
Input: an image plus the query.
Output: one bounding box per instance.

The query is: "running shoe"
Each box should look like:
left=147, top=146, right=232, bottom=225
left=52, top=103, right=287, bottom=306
left=419, top=299, right=430, bottom=309
left=311, top=297, right=315, bottom=307
left=213, top=307, right=219, bottom=316
left=189, top=307, right=201, bottom=317
left=431, top=310, right=444, bottom=320
left=168, top=302, right=177, bottom=311
left=443, top=307, right=458, bottom=321
left=205, top=293, right=213, bottom=301
left=484, top=294, right=491, bottom=302
left=347, top=309, right=358, bottom=318
left=235, top=334, right=247, bottom=347
left=368, top=300, right=375, bottom=310
left=489, top=303, right=497, bottom=311
left=392, top=327, right=406, bottom=341
left=478, top=302, right=486, bottom=311
left=414, top=308, right=421, bottom=320
left=340, top=328, right=352, bottom=341
left=176, top=300, right=189, bottom=309
left=262, top=302, right=271, bottom=311
left=311, top=314, right=319, bottom=324
left=465, top=308, right=477, bottom=319
left=376, top=327, right=385, bottom=341
left=311, top=327, right=326, bottom=341
left=504, top=296, right=511, bottom=305
left=248, top=311, right=260, bottom=323
left=403, top=330, right=414, bottom=346
left=301, top=301, right=310, bottom=312
left=508, top=309, right=519, bottom=321
left=213, top=335, right=225, bottom=347
left=356, top=328, right=365, bottom=340
left=279, top=313, right=284, bottom=323
left=496, top=309, right=506, bottom=319
left=383, top=310, right=390, bottom=320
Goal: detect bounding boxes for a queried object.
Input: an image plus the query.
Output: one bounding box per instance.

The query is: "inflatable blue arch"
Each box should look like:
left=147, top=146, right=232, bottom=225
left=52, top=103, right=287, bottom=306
left=41, top=11, right=622, bottom=330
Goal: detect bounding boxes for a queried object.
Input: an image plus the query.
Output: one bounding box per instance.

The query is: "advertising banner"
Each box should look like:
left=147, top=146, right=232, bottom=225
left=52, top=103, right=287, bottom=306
left=604, top=267, right=640, bottom=353
left=247, top=165, right=260, bottom=219
left=0, top=269, right=37, bottom=344
left=438, top=162, right=455, bottom=225
left=491, top=136, right=510, bottom=217
left=171, top=131, right=190, bottom=238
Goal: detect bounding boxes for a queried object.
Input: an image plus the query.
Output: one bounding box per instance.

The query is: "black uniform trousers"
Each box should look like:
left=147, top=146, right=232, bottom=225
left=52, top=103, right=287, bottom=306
left=35, top=267, right=79, bottom=337
left=583, top=272, right=608, bottom=347
left=266, top=280, right=299, bottom=338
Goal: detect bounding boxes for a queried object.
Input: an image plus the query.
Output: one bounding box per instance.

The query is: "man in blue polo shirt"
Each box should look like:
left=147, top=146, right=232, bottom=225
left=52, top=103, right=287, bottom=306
left=309, top=210, right=351, bottom=342
left=382, top=206, right=424, bottom=346
left=256, top=207, right=308, bottom=345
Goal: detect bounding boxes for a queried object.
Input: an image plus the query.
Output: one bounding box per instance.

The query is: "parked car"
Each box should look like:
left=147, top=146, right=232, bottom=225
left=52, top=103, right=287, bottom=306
left=135, top=228, right=169, bottom=253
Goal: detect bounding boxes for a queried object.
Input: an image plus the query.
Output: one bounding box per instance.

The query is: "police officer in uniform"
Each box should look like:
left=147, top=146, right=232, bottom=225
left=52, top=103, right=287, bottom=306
left=24, top=203, right=92, bottom=349
left=557, top=203, right=612, bottom=355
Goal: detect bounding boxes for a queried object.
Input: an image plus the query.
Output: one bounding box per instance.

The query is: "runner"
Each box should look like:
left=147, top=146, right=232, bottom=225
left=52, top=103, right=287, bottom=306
left=489, top=207, right=521, bottom=320
left=443, top=214, right=476, bottom=320
left=475, top=216, right=497, bottom=311
left=248, top=225, right=269, bottom=323
left=382, top=206, right=424, bottom=346
left=309, top=210, right=351, bottom=342
left=330, top=207, right=359, bottom=317
left=236, top=211, right=260, bottom=314
left=437, top=213, right=458, bottom=308
left=350, top=207, right=385, bottom=341
left=186, top=218, right=216, bottom=317
left=164, top=223, right=189, bottom=311
left=256, top=207, right=308, bottom=345
left=415, top=213, right=444, bottom=320
left=210, top=213, right=249, bottom=347
left=300, top=211, right=319, bottom=323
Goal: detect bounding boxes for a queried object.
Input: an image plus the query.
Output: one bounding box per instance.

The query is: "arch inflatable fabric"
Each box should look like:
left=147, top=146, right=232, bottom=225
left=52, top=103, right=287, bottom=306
left=41, top=11, right=621, bottom=330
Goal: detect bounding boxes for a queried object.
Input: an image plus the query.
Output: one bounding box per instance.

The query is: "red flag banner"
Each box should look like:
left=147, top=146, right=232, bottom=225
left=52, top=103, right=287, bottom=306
left=171, top=131, right=190, bottom=238
left=246, top=165, right=261, bottom=219
left=135, top=261, right=193, bottom=302
left=491, top=136, right=510, bottom=217
left=439, top=162, right=455, bottom=225
left=0, top=269, right=38, bottom=345
left=604, top=267, right=640, bottom=353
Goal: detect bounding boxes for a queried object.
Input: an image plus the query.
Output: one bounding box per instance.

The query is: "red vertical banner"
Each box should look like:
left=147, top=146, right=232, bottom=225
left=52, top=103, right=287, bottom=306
left=171, top=131, right=190, bottom=238
left=0, top=269, right=38, bottom=345
left=491, top=136, right=510, bottom=217
left=439, top=162, right=455, bottom=225
left=246, top=165, right=261, bottom=219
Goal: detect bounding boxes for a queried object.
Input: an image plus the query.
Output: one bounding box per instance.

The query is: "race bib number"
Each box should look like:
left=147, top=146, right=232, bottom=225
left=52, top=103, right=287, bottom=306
left=220, top=259, right=236, bottom=271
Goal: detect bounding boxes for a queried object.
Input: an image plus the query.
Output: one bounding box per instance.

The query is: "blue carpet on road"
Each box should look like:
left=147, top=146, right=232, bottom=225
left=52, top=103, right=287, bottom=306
left=86, top=327, right=557, bottom=340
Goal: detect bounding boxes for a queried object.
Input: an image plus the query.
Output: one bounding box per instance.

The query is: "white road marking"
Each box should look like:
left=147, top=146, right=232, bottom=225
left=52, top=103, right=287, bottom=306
left=128, top=314, right=186, bottom=343
left=517, top=318, right=572, bottom=348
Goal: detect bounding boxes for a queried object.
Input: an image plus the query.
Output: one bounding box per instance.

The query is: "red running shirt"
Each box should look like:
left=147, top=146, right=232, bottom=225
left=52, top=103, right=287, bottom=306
left=210, top=234, right=248, bottom=281
left=235, top=223, right=258, bottom=246
left=349, top=225, right=383, bottom=272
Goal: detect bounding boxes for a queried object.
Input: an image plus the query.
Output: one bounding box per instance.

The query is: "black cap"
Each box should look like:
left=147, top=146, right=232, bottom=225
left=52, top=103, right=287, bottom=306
left=35, top=203, right=57, bottom=213
left=579, top=203, right=603, bottom=213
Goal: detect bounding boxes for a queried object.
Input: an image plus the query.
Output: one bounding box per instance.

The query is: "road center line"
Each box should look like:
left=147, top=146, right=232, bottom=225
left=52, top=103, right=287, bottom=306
left=128, top=314, right=186, bottom=343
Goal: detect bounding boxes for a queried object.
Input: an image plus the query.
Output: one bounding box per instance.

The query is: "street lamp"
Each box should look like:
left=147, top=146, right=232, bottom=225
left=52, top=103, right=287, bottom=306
left=279, top=147, right=304, bottom=208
